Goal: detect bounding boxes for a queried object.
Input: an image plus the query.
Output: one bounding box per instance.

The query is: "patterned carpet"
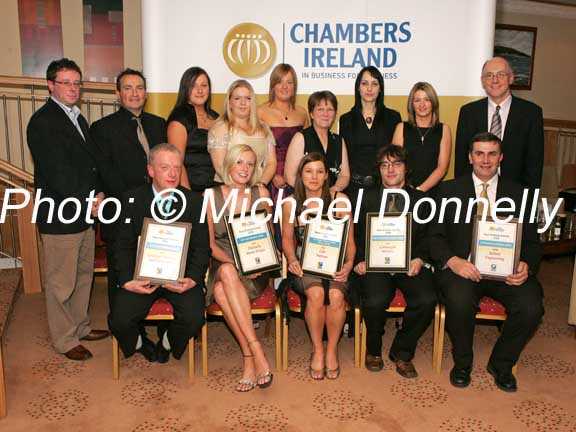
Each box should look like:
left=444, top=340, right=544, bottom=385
left=1, top=257, right=575, bottom=431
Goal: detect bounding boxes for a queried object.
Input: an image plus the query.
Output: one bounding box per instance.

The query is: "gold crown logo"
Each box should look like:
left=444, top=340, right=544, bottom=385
left=223, top=23, right=276, bottom=78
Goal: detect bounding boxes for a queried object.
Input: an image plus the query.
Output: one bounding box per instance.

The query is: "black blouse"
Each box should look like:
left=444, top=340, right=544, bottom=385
left=302, top=126, right=343, bottom=187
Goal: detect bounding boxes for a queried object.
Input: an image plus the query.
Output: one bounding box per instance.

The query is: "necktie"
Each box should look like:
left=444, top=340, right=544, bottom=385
left=490, top=105, right=502, bottom=139
left=477, top=182, right=490, bottom=217
left=133, top=116, right=150, bottom=157
left=387, top=193, right=399, bottom=212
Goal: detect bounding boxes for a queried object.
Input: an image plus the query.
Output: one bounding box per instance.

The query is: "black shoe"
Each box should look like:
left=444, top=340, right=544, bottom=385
left=450, top=366, right=471, bottom=388
left=156, top=339, right=170, bottom=364
left=487, top=363, right=517, bottom=393
left=136, top=336, right=157, bottom=362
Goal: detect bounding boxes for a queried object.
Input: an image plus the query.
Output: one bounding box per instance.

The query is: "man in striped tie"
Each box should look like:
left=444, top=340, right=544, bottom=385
left=454, top=57, right=544, bottom=190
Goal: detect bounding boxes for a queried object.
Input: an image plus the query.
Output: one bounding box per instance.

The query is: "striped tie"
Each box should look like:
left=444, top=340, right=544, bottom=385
left=490, top=105, right=502, bottom=139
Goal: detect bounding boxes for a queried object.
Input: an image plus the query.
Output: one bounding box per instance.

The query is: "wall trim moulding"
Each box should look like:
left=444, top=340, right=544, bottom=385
left=498, top=0, right=576, bottom=19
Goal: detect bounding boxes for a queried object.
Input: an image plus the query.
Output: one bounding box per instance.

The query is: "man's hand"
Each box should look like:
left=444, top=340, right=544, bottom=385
left=124, top=279, right=157, bottom=294
left=505, top=261, right=529, bottom=286
left=164, top=278, right=197, bottom=293
left=354, top=261, right=366, bottom=276
left=447, top=256, right=481, bottom=282
left=91, top=192, right=105, bottom=217
left=407, top=258, right=424, bottom=277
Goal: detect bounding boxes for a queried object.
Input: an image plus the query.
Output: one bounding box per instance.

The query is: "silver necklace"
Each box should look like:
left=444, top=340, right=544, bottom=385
left=416, top=125, right=432, bottom=144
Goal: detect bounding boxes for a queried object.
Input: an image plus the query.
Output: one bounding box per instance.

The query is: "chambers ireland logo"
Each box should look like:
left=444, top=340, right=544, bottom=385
left=223, top=23, right=276, bottom=78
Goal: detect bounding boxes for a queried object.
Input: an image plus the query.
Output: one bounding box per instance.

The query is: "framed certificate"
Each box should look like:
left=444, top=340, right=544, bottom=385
left=300, top=215, right=350, bottom=280
left=134, top=218, right=191, bottom=285
left=365, top=212, right=412, bottom=273
left=471, top=217, right=522, bottom=281
left=225, top=210, right=281, bottom=276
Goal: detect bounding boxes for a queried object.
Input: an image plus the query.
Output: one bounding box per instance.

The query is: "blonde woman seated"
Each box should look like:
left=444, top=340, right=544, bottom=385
left=281, top=152, right=355, bottom=380
left=208, top=79, right=277, bottom=185
left=205, top=144, right=274, bottom=391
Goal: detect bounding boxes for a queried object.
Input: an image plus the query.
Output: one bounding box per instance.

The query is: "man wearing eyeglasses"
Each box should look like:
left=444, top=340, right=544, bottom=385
left=90, top=68, right=167, bottom=314
left=454, top=57, right=543, bottom=190
left=353, top=145, right=436, bottom=378
left=27, top=58, right=109, bottom=361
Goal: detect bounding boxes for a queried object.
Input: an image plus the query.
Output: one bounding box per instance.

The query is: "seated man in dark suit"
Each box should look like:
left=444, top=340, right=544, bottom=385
left=109, top=143, right=209, bottom=363
left=430, top=132, right=544, bottom=392
left=353, top=145, right=436, bottom=377
left=91, top=68, right=167, bottom=309
left=454, top=57, right=544, bottom=190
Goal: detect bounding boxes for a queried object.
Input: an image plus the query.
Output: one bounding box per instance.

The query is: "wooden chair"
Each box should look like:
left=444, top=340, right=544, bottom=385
left=357, top=289, right=444, bottom=371
left=112, top=298, right=197, bottom=381
left=281, top=287, right=360, bottom=370
left=434, top=296, right=517, bottom=375
left=200, top=284, right=282, bottom=376
left=94, top=223, right=108, bottom=274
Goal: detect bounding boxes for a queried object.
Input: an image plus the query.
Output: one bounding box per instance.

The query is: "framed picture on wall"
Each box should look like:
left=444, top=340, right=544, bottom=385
left=494, top=24, right=537, bottom=90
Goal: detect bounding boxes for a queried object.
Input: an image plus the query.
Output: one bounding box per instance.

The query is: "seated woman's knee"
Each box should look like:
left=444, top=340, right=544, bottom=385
left=306, top=285, right=325, bottom=306
left=329, top=289, right=345, bottom=308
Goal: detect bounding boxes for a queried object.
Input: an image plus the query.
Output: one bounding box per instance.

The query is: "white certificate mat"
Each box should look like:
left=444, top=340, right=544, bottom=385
left=366, top=212, right=411, bottom=272
left=226, top=210, right=280, bottom=276
left=301, top=216, right=349, bottom=279
left=135, top=218, right=191, bottom=285
left=471, top=218, right=522, bottom=280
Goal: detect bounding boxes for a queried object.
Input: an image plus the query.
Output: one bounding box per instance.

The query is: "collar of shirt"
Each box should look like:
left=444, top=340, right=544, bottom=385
left=152, top=185, right=175, bottom=213
left=487, top=94, right=512, bottom=135
left=51, top=96, right=85, bottom=139
left=472, top=172, right=498, bottom=207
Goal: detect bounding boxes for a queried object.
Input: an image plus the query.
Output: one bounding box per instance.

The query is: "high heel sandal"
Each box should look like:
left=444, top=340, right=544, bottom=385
left=236, top=354, right=257, bottom=392
left=248, top=340, right=273, bottom=389
left=309, top=353, right=325, bottom=380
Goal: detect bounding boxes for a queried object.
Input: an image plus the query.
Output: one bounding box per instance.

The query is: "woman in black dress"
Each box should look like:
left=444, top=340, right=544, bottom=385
left=339, top=66, right=401, bottom=205
left=392, top=81, right=452, bottom=194
left=167, top=67, right=218, bottom=192
left=284, top=91, right=350, bottom=194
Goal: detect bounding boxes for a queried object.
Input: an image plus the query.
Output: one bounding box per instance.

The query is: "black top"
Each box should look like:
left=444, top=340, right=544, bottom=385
left=302, top=126, right=343, bottom=186
left=167, top=104, right=219, bottom=192
left=403, top=121, right=443, bottom=188
left=339, top=106, right=401, bottom=177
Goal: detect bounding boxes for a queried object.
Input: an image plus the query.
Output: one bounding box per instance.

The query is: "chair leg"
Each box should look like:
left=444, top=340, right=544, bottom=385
left=112, top=336, right=119, bottom=380
left=188, top=337, right=194, bottom=382
left=432, top=304, right=440, bottom=371
left=434, top=305, right=446, bottom=374
left=354, top=307, right=361, bottom=368
left=201, top=322, right=208, bottom=377
left=264, top=314, right=272, bottom=338
left=360, top=318, right=367, bottom=368
left=0, top=344, right=7, bottom=418
left=282, top=316, right=289, bottom=371
left=275, top=302, right=281, bottom=371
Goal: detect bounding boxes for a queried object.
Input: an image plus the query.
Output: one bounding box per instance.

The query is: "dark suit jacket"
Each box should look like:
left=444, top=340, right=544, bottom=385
left=429, top=175, right=541, bottom=272
left=454, top=96, right=544, bottom=189
left=90, top=107, right=167, bottom=240
left=354, top=185, right=431, bottom=264
left=114, top=184, right=210, bottom=289
left=27, top=98, right=103, bottom=234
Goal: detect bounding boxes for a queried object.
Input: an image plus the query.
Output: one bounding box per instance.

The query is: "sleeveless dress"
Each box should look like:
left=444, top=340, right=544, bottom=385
left=301, top=127, right=343, bottom=187
left=206, top=186, right=269, bottom=302
left=403, top=122, right=443, bottom=190
left=207, top=127, right=275, bottom=184
left=269, top=125, right=303, bottom=201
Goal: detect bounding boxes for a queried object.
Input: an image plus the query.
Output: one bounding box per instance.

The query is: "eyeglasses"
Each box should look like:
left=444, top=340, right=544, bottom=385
left=481, top=72, right=509, bottom=81
left=380, top=161, right=404, bottom=170
left=53, top=80, right=83, bottom=89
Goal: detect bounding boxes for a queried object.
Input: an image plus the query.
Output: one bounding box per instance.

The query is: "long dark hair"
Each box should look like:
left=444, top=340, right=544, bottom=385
left=171, top=67, right=213, bottom=114
left=293, top=152, right=332, bottom=213
left=352, top=66, right=385, bottom=113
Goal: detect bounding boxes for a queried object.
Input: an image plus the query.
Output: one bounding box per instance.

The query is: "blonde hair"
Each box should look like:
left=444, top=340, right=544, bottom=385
left=267, top=64, right=297, bottom=107
left=217, top=79, right=262, bottom=135
left=406, top=82, right=440, bottom=127
left=220, top=144, right=260, bottom=187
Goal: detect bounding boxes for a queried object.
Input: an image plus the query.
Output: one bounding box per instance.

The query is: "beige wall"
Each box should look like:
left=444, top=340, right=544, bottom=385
left=0, top=0, right=142, bottom=78
left=496, top=9, right=576, bottom=121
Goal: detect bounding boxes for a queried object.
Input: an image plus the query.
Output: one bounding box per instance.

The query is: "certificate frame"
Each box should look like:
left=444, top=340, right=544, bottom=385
left=470, top=216, right=522, bottom=281
left=365, top=212, right=412, bottom=273
left=225, top=209, right=281, bottom=276
left=134, top=217, right=191, bottom=285
left=300, top=215, right=350, bottom=280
